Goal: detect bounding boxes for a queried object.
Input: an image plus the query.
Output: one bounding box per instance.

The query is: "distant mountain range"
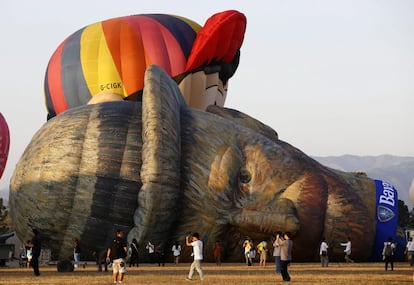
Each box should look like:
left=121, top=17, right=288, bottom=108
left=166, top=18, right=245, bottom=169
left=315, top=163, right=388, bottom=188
left=312, top=155, right=414, bottom=208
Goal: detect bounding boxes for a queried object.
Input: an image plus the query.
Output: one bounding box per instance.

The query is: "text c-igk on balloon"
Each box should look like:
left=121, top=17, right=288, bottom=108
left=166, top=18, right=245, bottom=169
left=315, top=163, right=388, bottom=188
left=100, top=82, right=122, bottom=91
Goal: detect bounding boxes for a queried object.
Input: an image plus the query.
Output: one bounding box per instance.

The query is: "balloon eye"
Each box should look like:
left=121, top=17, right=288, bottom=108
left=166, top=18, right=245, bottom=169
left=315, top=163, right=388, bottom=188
left=239, top=168, right=251, bottom=184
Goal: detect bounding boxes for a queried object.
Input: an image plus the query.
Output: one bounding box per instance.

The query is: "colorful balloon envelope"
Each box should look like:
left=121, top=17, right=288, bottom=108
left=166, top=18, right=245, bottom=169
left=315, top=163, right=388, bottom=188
left=44, top=14, right=201, bottom=118
left=44, top=11, right=246, bottom=119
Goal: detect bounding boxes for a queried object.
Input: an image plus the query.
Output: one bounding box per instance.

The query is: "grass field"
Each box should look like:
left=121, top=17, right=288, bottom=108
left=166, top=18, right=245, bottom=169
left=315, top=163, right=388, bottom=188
left=0, top=262, right=412, bottom=284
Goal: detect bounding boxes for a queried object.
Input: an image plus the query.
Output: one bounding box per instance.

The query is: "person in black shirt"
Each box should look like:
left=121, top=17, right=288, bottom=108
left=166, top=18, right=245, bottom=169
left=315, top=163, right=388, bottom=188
left=129, top=238, right=139, bottom=267
left=106, top=230, right=128, bottom=283
left=30, top=229, right=41, bottom=276
left=155, top=241, right=165, bottom=267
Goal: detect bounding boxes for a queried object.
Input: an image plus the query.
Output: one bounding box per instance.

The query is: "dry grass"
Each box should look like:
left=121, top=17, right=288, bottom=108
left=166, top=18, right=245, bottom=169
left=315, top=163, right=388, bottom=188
left=0, top=262, right=412, bottom=285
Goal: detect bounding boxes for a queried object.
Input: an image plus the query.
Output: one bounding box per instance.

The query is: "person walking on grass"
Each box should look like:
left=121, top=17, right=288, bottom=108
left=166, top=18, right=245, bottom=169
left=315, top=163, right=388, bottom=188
left=30, top=229, right=41, bottom=276
left=243, top=237, right=253, bottom=266
left=382, top=236, right=396, bottom=271
left=172, top=241, right=182, bottom=265
left=319, top=237, right=329, bottom=267
left=155, top=241, right=166, bottom=267
left=257, top=240, right=268, bottom=267
left=213, top=240, right=222, bottom=266
left=273, top=231, right=283, bottom=273
left=129, top=238, right=139, bottom=267
left=73, top=238, right=81, bottom=269
left=185, top=232, right=204, bottom=281
left=276, top=232, right=293, bottom=282
left=26, top=240, right=33, bottom=269
left=106, top=230, right=128, bottom=284
left=405, top=237, right=414, bottom=266
left=340, top=236, right=354, bottom=263
left=146, top=241, right=155, bottom=263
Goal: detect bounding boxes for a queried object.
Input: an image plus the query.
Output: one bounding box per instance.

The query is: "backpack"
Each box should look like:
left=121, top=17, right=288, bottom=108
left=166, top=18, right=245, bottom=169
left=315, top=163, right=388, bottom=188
left=249, top=249, right=256, bottom=258
left=384, top=243, right=393, bottom=257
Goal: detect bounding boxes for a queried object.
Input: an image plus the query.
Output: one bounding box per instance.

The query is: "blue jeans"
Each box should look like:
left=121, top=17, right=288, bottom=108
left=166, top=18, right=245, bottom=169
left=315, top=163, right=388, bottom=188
left=74, top=253, right=81, bottom=268
left=245, top=252, right=252, bottom=266
left=275, top=256, right=281, bottom=273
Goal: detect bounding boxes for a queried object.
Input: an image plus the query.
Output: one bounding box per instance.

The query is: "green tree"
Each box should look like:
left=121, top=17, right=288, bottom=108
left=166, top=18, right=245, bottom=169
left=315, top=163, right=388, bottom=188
left=407, top=208, right=414, bottom=229
left=0, top=197, right=9, bottom=235
left=398, top=199, right=410, bottom=228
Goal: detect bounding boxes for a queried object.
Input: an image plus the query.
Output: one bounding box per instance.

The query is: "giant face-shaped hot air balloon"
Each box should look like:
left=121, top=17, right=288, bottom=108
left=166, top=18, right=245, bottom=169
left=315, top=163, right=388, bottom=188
left=11, top=66, right=398, bottom=262
left=0, top=113, right=10, bottom=180
left=44, top=10, right=246, bottom=119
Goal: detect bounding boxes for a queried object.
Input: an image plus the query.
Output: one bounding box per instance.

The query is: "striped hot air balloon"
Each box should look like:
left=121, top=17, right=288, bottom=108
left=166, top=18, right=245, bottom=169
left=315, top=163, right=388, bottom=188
left=44, top=14, right=202, bottom=118
left=44, top=11, right=246, bottom=119
left=0, top=112, right=10, bottom=180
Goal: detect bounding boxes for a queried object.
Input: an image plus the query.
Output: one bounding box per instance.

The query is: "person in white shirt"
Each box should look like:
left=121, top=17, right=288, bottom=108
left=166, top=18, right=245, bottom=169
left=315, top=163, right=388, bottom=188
left=405, top=237, right=414, bottom=266
left=242, top=238, right=253, bottom=266
left=273, top=231, right=283, bottom=273
left=146, top=241, right=155, bottom=263
left=340, top=237, right=354, bottom=263
left=172, top=241, right=182, bottom=265
left=185, top=232, right=204, bottom=281
left=319, top=237, right=329, bottom=267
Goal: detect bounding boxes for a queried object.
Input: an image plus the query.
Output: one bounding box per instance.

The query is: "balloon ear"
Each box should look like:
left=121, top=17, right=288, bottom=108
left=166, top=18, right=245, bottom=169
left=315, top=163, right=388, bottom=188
left=206, top=105, right=279, bottom=143
left=185, top=10, right=246, bottom=72
left=130, top=65, right=186, bottom=245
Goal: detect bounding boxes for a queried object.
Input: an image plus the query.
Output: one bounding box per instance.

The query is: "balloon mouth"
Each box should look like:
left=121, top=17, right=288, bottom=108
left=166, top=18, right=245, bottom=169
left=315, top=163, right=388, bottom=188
left=229, top=203, right=300, bottom=235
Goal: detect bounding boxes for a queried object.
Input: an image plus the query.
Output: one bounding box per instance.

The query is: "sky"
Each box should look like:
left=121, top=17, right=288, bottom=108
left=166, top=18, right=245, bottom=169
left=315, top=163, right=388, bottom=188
left=1, top=0, right=413, bottom=199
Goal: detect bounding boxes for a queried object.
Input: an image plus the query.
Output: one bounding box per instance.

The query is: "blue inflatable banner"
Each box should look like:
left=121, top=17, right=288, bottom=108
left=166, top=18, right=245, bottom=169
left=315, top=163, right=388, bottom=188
left=372, top=180, right=398, bottom=261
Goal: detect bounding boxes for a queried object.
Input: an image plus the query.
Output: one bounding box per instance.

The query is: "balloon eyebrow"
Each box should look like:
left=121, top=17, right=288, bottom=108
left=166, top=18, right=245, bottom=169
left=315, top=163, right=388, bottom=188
left=206, top=85, right=224, bottom=96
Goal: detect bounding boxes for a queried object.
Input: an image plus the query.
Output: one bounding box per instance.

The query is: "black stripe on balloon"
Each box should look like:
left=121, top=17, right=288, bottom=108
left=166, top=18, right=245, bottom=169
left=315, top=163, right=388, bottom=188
left=61, top=27, right=91, bottom=108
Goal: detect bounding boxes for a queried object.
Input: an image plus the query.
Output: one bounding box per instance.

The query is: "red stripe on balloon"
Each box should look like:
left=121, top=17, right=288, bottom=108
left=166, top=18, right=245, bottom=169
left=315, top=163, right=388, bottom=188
left=47, top=42, right=68, bottom=114
left=125, top=16, right=187, bottom=76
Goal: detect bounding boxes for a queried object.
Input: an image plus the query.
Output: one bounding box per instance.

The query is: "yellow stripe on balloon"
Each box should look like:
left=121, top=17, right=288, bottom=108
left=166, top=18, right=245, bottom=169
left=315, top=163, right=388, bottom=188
left=173, top=15, right=202, bottom=34
left=80, top=23, right=126, bottom=98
